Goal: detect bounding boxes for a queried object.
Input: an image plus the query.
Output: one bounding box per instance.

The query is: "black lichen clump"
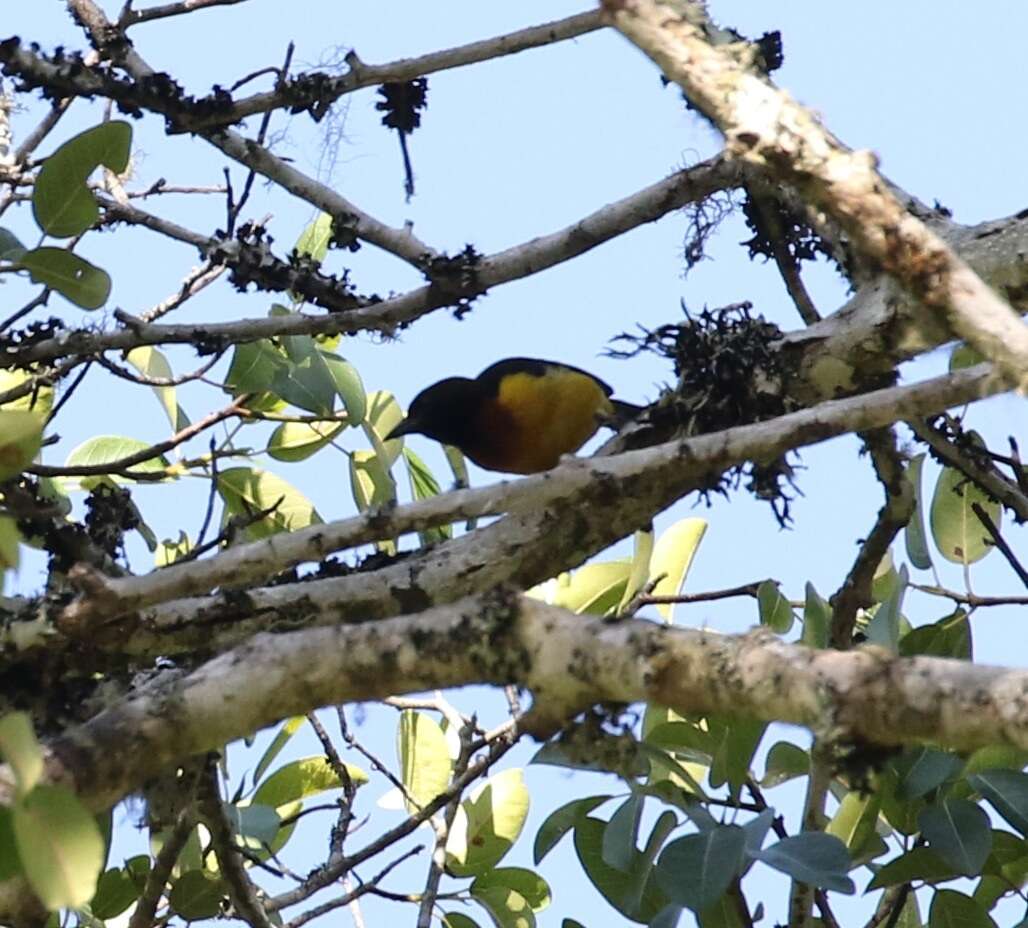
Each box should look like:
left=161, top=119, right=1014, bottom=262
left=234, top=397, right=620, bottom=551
left=422, top=245, right=484, bottom=320
left=611, top=302, right=800, bottom=524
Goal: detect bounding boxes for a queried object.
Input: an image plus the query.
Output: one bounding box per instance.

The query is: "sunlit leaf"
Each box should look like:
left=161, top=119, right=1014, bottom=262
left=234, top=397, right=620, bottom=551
left=648, top=518, right=707, bottom=622
left=126, top=346, right=190, bottom=432
left=398, top=711, right=452, bottom=811
left=0, top=712, right=43, bottom=797
left=253, top=716, right=305, bottom=784
left=217, top=466, right=322, bottom=539
left=0, top=410, right=44, bottom=481
left=13, top=785, right=105, bottom=910
left=0, top=367, right=53, bottom=417
left=528, top=561, right=632, bottom=616
left=65, top=435, right=168, bottom=479
left=268, top=420, right=344, bottom=462
left=446, top=769, right=529, bottom=877
left=930, top=454, right=1000, bottom=565
left=0, top=516, right=21, bottom=572
left=471, top=868, right=551, bottom=912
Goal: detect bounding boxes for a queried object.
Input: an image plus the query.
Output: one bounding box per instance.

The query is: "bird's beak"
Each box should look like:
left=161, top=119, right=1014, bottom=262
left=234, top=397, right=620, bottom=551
left=385, top=417, right=418, bottom=441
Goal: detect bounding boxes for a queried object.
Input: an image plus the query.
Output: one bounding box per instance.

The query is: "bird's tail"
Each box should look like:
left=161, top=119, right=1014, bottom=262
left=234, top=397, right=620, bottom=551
left=606, top=399, right=646, bottom=430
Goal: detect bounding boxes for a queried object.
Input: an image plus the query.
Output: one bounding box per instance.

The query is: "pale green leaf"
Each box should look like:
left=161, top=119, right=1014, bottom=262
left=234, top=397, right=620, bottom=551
left=126, top=347, right=190, bottom=432
left=0, top=713, right=43, bottom=797
left=648, top=518, right=707, bottom=622
left=398, top=711, right=452, bottom=811
left=217, top=466, right=322, bottom=539
left=13, top=785, right=105, bottom=910
left=446, top=769, right=529, bottom=877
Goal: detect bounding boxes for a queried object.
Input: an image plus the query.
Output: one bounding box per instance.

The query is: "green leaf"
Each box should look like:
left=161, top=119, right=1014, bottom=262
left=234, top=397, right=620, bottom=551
left=826, top=790, right=882, bottom=857
left=253, top=716, right=305, bottom=784
left=224, top=340, right=288, bottom=401
left=930, top=456, right=1000, bottom=565
left=223, top=802, right=281, bottom=848
left=573, top=816, right=668, bottom=923
left=471, top=885, right=535, bottom=928
left=950, top=344, right=986, bottom=371
left=268, top=420, right=344, bottom=462
left=533, top=795, right=612, bottom=864
left=0, top=808, right=21, bottom=881
left=65, top=435, right=168, bottom=477
left=761, top=741, right=809, bottom=788
left=755, top=833, right=855, bottom=894
left=403, top=447, right=452, bottom=545
left=364, top=390, right=406, bottom=466
left=648, top=518, right=707, bottom=622
left=899, top=610, right=971, bottom=660
left=0, top=712, right=43, bottom=797
left=968, top=770, right=1028, bottom=836
left=33, top=121, right=131, bottom=237
left=271, top=349, right=338, bottom=416
left=655, top=825, right=746, bottom=913
left=91, top=858, right=149, bottom=919
left=964, top=746, right=1028, bottom=778
left=13, top=784, right=105, bottom=910
left=904, top=454, right=933, bottom=570
left=471, top=868, right=551, bottom=912
left=865, top=564, right=908, bottom=652
left=398, top=711, right=453, bottom=811
left=603, top=794, right=643, bottom=872
left=758, top=581, right=793, bottom=633
left=619, top=528, right=655, bottom=615
left=252, top=755, right=367, bottom=809
left=927, top=890, right=996, bottom=928
left=155, top=531, right=192, bottom=567
left=126, top=346, right=190, bottom=432
left=918, top=799, right=992, bottom=876
left=801, top=582, right=831, bottom=648
left=708, top=716, right=766, bottom=792
left=978, top=830, right=1028, bottom=906
left=293, top=212, right=333, bottom=264
left=168, top=869, right=225, bottom=920
left=321, top=352, right=366, bottom=424
left=0, top=227, right=27, bottom=262
left=446, top=768, right=529, bottom=877
left=217, top=466, right=322, bottom=539
left=441, top=913, right=483, bottom=928
left=0, top=410, right=44, bottom=481
left=0, top=367, right=53, bottom=417
left=19, top=247, right=111, bottom=309
left=0, top=517, right=19, bottom=572
left=892, top=747, right=964, bottom=800
left=529, top=561, right=632, bottom=616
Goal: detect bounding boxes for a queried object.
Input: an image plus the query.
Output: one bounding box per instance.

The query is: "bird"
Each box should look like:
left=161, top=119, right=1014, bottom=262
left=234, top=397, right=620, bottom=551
left=385, top=357, right=641, bottom=475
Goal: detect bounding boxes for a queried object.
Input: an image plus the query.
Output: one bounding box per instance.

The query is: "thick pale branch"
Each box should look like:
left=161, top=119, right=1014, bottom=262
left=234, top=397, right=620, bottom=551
left=29, top=591, right=1028, bottom=814
left=60, top=364, right=1002, bottom=656
left=602, top=0, right=1028, bottom=391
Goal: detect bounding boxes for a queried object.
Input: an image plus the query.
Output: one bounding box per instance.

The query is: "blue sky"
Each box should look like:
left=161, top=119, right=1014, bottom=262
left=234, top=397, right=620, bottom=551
left=5, top=2, right=1028, bottom=925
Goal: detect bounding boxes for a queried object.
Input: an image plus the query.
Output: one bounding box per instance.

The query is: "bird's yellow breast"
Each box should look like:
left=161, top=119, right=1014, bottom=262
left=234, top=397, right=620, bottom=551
left=477, top=369, right=613, bottom=473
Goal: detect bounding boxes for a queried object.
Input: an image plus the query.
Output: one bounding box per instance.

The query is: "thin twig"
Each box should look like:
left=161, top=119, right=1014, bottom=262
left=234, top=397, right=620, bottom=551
left=120, top=0, right=249, bottom=28
left=972, top=501, right=1028, bottom=588
left=127, top=808, right=195, bottom=928
left=31, top=399, right=246, bottom=477
left=909, top=583, right=1028, bottom=608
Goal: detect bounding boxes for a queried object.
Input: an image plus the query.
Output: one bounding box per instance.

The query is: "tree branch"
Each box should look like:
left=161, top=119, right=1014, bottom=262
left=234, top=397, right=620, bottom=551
left=25, top=589, right=1028, bottom=816
left=602, top=0, right=1028, bottom=391
left=59, top=363, right=1001, bottom=656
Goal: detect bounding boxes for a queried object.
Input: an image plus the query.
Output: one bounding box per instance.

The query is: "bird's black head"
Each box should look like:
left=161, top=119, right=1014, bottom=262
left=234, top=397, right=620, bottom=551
left=386, top=377, right=479, bottom=446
